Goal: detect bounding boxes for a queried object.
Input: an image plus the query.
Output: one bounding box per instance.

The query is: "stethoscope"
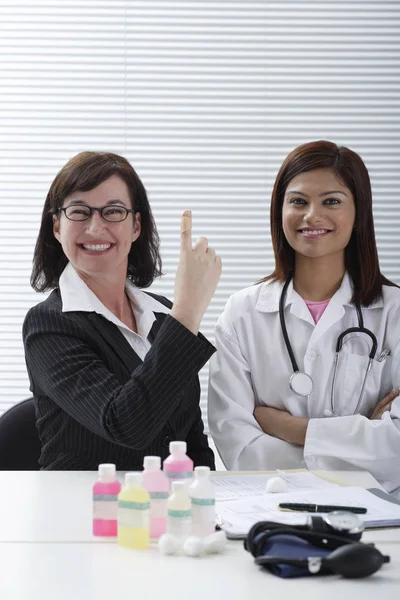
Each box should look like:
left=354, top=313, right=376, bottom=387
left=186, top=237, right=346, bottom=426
left=279, top=276, right=378, bottom=416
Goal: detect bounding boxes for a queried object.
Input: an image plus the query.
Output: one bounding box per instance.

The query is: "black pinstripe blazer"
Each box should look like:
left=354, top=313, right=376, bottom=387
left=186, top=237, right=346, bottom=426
left=23, top=289, right=216, bottom=470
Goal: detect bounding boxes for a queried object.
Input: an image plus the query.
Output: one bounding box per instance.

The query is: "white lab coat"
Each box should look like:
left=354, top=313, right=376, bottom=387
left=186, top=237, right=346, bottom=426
left=208, top=274, right=400, bottom=495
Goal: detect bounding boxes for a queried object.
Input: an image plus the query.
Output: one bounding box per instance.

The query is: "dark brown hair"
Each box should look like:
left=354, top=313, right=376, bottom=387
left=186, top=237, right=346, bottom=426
left=264, top=140, right=395, bottom=306
left=31, top=151, right=162, bottom=291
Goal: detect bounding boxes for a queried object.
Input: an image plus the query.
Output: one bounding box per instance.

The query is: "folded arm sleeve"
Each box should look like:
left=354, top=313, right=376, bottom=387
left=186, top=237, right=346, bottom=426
left=23, top=305, right=215, bottom=451
left=304, top=340, right=400, bottom=493
left=208, top=322, right=305, bottom=471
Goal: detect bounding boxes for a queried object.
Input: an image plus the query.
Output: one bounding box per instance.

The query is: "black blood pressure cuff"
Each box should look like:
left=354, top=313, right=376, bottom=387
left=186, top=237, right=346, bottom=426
left=245, top=523, right=390, bottom=579
left=252, top=533, right=331, bottom=578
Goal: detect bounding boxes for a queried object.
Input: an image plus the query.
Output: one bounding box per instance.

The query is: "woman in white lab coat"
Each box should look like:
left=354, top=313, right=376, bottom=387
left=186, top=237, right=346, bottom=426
left=208, top=140, right=400, bottom=495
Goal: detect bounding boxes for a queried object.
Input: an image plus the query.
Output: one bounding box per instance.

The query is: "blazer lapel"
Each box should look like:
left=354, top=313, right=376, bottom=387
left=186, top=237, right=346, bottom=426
left=87, top=312, right=143, bottom=373
left=148, top=311, right=168, bottom=343
left=87, top=310, right=169, bottom=373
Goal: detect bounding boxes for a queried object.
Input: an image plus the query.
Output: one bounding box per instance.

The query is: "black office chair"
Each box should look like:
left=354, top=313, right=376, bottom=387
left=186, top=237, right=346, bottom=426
left=0, top=398, right=41, bottom=470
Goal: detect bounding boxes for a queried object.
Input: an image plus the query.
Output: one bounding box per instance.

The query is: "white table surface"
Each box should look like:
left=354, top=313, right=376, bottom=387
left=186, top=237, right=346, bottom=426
left=0, top=470, right=398, bottom=600
left=0, top=469, right=388, bottom=543
left=0, top=539, right=400, bottom=600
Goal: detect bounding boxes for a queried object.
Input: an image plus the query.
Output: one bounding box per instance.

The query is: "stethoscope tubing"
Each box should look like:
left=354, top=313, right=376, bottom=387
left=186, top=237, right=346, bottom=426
left=279, top=275, right=378, bottom=415
left=279, top=276, right=300, bottom=374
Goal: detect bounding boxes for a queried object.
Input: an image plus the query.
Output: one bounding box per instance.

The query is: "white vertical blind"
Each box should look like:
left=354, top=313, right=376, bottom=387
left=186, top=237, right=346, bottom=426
left=1, top=1, right=400, bottom=431
left=0, top=1, right=128, bottom=414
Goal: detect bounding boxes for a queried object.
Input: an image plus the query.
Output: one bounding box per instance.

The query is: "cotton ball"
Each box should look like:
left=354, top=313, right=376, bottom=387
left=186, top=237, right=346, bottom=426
left=204, top=531, right=228, bottom=554
left=183, top=536, right=204, bottom=557
left=266, top=476, right=288, bottom=493
left=158, top=533, right=180, bottom=555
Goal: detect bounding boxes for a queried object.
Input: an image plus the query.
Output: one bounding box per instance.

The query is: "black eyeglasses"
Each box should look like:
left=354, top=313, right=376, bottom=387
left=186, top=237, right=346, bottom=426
left=56, top=205, right=136, bottom=223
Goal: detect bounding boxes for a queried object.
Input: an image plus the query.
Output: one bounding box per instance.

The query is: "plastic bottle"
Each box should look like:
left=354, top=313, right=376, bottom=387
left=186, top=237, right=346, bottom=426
left=117, top=472, right=150, bottom=549
left=167, top=480, right=192, bottom=542
left=142, top=455, right=170, bottom=539
left=92, top=463, right=121, bottom=537
left=188, top=466, right=216, bottom=537
left=163, top=441, right=194, bottom=488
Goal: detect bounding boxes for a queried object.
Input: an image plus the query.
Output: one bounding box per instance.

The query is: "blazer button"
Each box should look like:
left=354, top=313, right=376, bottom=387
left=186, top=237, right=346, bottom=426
left=163, top=435, right=173, bottom=448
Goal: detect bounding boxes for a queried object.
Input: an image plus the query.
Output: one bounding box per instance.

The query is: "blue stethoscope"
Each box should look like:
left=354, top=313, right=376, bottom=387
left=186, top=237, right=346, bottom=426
left=279, top=276, right=378, bottom=416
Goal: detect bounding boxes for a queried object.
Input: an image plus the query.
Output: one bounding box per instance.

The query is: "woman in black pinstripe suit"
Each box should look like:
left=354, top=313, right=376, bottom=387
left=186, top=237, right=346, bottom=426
left=23, top=151, right=221, bottom=470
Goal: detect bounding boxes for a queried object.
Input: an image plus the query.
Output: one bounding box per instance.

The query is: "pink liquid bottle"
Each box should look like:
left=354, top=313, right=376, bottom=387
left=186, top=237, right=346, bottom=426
left=163, top=441, right=194, bottom=490
left=92, top=463, right=122, bottom=536
left=142, top=456, right=170, bottom=539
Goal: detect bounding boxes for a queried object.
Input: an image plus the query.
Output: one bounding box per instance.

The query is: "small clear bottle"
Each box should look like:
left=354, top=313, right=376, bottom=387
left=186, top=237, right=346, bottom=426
left=167, top=480, right=192, bottom=542
left=163, top=441, right=194, bottom=488
left=92, top=463, right=121, bottom=537
left=189, top=466, right=216, bottom=537
left=142, top=455, right=170, bottom=539
left=117, top=472, right=150, bottom=549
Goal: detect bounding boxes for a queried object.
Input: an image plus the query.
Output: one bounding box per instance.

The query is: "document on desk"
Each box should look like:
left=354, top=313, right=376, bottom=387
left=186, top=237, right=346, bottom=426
left=217, top=486, right=400, bottom=538
left=213, top=471, right=339, bottom=502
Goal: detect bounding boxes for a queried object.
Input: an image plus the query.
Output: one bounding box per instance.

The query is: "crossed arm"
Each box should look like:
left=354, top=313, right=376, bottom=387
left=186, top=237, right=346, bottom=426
left=253, top=389, right=399, bottom=446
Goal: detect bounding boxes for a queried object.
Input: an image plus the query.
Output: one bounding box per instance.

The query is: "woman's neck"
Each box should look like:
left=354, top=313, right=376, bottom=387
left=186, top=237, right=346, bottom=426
left=293, top=255, right=345, bottom=302
left=77, top=269, right=130, bottom=322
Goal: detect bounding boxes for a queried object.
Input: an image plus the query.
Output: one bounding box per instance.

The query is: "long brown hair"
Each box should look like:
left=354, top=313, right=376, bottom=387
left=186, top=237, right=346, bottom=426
left=263, top=140, right=395, bottom=306
left=31, top=151, right=162, bottom=291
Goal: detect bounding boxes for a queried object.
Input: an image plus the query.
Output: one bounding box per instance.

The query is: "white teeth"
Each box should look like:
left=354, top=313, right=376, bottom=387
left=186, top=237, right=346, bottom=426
left=82, top=244, right=111, bottom=251
left=301, top=229, right=329, bottom=236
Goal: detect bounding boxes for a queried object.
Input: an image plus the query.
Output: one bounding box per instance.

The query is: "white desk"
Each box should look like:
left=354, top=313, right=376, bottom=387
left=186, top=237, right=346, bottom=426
left=0, top=471, right=398, bottom=600
left=1, top=540, right=400, bottom=600
left=0, top=469, right=390, bottom=543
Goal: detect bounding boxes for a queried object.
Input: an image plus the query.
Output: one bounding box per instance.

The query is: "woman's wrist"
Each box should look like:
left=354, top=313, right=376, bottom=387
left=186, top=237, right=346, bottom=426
left=284, top=414, right=308, bottom=445
left=267, top=410, right=308, bottom=445
left=170, top=305, right=201, bottom=335
left=254, top=406, right=308, bottom=446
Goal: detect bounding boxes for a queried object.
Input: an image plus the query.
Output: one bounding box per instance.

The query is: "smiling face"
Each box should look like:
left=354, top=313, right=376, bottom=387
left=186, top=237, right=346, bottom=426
left=52, top=175, right=141, bottom=282
left=282, top=168, right=356, bottom=264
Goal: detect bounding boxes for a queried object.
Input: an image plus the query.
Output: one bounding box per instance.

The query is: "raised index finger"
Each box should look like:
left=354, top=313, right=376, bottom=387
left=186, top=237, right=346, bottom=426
left=180, top=209, right=192, bottom=252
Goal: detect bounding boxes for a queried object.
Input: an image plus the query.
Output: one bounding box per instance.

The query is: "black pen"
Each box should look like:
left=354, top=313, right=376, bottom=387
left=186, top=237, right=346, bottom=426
left=278, top=502, right=367, bottom=514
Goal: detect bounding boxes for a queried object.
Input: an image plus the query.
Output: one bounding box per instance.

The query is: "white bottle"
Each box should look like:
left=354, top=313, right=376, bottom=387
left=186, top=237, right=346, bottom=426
left=142, top=455, right=169, bottom=539
left=163, top=440, right=194, bottom=488
left=167, top=480, right=192, bottom=541
left=188, top=466, right=216, bottom=537
left=117, top=472, right=150, bottom=549
left=92, top=463, right=122, bottom=537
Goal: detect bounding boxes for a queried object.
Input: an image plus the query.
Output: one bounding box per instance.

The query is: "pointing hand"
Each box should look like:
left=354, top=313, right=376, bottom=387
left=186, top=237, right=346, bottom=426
left=170, top=210, right=222, bottom=334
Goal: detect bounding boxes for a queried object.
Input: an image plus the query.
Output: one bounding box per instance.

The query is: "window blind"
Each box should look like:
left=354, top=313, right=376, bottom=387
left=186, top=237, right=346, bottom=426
left=1, top=1, right=399, bottom=432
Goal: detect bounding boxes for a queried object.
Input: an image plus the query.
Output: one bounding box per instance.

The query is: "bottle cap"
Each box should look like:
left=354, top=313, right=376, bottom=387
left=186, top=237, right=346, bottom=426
left=143, top=456, right=161, bottom=471
left=171, top=481, right=187, bottom=493
left=169, top=441, right=187, bottom=455
left=125, top=472, right=142, bottom=488
left=98, top=464, right=116, bottom=480
left=194, top=466, right=210, bottom=478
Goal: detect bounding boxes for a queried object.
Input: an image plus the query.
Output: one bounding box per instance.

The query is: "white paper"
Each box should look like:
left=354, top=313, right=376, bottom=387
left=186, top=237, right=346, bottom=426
left=213, top=471, right=339, bottom=502
left=217, top=486, right=400, bottom=536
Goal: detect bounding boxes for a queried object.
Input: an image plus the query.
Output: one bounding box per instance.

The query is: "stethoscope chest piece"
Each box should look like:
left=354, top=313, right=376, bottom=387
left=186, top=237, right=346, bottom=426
left=280, top=275, right=377, bottom=412
left=289, top=371, right=313, bottom=396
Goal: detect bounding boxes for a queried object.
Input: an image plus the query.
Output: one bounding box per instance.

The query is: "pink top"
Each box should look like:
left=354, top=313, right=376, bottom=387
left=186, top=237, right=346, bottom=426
left=305, top=299, right=330, bottom=324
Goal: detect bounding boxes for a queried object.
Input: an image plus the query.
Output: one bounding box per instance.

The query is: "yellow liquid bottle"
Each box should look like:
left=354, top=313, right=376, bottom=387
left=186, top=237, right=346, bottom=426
left=118, top=472, right=150, bottom=549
